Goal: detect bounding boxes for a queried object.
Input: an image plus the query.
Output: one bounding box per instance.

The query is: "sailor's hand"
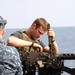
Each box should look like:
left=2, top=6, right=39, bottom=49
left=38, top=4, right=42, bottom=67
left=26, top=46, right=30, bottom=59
left=33, top=43, right=43, bottom=52
left=47, top=28, right=55, bottom=40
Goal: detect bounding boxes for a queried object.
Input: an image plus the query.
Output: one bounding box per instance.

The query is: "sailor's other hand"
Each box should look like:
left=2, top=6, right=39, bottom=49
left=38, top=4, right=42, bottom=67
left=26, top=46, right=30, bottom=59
left=33, top=43, right=43, bottom=53
left=47, top=28, right=55, bottom=40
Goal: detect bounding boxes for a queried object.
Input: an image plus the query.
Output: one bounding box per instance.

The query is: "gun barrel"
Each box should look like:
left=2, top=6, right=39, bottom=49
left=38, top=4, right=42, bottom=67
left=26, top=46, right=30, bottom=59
left=58, top=53, right=75, bottom=60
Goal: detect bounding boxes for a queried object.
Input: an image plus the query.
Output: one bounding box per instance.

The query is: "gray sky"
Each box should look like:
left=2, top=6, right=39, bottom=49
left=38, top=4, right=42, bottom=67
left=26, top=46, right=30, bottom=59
left=0, top=0, right=75, bottom=29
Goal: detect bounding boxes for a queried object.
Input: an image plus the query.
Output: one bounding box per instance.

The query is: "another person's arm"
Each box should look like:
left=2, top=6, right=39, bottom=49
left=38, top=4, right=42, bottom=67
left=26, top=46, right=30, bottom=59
left=7, top=35, right=43, bottom=52
left=43, top=29, right=59, bottom=55
left=43, top=41, right=59, bottom=54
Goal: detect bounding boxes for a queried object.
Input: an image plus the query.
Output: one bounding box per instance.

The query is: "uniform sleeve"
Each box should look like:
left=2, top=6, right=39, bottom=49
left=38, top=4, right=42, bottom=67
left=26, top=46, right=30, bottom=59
left=17, top=64, right=23, bottom=75
left=0, top=44, right=23, bottom=75
left=10, top=31, right=22, bottom=39
left=10, top=46, right=23, bottom=75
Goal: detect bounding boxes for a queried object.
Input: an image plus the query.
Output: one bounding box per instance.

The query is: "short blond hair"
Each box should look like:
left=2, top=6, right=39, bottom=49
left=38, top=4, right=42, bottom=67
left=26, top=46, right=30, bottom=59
left=32, top=18, right=49, bottom=31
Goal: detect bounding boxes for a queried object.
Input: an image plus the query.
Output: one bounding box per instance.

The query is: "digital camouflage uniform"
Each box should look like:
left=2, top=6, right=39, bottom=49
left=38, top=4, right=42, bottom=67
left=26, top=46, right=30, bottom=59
left=0, top=40, right=23, bottom=75
left=0, top=16, right=23, bottom=75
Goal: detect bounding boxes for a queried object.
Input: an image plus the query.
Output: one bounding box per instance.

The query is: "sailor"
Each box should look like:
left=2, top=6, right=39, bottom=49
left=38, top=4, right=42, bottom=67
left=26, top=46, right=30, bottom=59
left=0, top=16, right=23, bottom=75
left=7, top=18, right=59, bottom=75
left=7, top=18, right=59, bottom=54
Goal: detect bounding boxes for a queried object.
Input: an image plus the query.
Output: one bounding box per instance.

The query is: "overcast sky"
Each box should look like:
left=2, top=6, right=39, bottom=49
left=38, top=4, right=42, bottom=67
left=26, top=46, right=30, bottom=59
left=0, top=0, right=75, bottom=29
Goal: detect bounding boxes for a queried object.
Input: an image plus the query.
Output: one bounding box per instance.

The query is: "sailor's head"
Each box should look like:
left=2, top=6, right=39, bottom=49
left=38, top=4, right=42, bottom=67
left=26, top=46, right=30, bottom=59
left=0, top=16, right=7, bottom=29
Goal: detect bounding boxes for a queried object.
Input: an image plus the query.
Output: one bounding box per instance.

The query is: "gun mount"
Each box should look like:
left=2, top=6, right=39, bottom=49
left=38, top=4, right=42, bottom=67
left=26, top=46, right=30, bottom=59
left=22, top=52, right=75, bottom=75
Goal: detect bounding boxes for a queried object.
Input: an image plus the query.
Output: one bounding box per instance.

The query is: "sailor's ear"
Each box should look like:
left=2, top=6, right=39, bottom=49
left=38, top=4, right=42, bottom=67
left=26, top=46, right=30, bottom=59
left=2, top=29, right=6, bottom=36
left=31, top=23, right=36, bottom=29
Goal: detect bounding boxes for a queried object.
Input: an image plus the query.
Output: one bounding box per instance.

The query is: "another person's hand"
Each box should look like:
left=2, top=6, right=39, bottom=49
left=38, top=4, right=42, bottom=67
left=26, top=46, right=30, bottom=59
left=47, top=28, right=55, bottom=40
left=33, top=43, right=43, bottom=53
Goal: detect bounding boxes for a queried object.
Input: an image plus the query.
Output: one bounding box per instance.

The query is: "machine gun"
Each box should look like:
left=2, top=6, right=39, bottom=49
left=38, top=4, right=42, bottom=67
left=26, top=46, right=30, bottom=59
left=22, top=24, right=75, bottom=75
left=23, top=52, right=75, bottom=75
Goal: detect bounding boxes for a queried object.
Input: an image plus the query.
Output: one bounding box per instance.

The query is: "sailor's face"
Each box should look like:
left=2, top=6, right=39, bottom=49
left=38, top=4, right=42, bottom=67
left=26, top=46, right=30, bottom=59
left=32, top=26, right=46, bottom=40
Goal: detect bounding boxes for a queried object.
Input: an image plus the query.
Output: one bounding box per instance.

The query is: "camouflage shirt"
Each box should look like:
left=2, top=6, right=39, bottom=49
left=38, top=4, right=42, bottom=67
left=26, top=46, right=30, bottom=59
left=0, top=40, right=23, bottom=75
